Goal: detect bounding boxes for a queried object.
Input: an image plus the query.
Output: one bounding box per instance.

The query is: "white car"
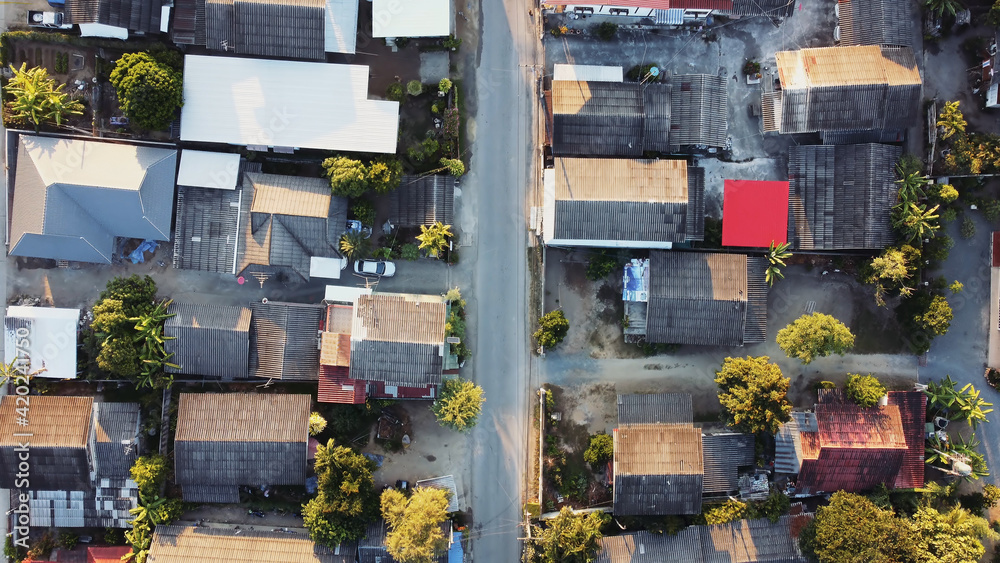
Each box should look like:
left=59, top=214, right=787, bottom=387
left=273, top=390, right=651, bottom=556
left=354, top=259, right=396, bottom=277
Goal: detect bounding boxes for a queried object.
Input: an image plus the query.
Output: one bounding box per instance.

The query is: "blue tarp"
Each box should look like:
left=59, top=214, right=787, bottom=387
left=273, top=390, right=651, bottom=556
left=448, top=531, right=463, bottom=563
left=622, top=259, right=649, bottom=302
left=128, top=240, right=159, bottom=264
left=363, top=453, right=384, bottom=467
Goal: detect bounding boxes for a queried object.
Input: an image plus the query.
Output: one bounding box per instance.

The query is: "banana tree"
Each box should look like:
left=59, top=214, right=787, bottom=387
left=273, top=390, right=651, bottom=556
left=950, top=383, right=993, bottom=428
left=924, top=375, right=960, bottom=411
left=765, top=241, right=792, bottom=286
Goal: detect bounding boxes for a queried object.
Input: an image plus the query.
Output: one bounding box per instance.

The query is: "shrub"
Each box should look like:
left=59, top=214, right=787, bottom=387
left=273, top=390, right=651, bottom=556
left=961, top=216, right=976, bottom=239
left=935, top=183, right=959, bottom=203
left=130, top=454, right=169, bottom=498
left=309, top=412, right=328, bottom=436
left=534, top=310, right=570, bottom=349
left=386, top=81, right=405, bottom=101
left=109, top=52, right=182, bottom=130
left=583, top=433, right=614, bottom=467
left=950, top=280, right=964, bottom=294
left=431, top=101, right=442, bottom=114
left=816, top=380, right=837, bottom=390
left=941, top=208, right=959, bottom=222
left=442, top=108, right=460, bottom=139
left=845, top=373, right=886, bottom=407
left=401, top=243, right=420, bottom=261
left=596, top=22, right=618, bottom=40
left=438, top=78, right=452, bottom=94
left=586, top=251, right=619, bottom=281
left=925, top=234, right=954, bottom=262
left=440, top=157, right=465, bottom=177
left=350, top=200, right=376, bottom=226
left=443, top=34, right=462, bottom=50
left=406, top=80, right=423, bottom=96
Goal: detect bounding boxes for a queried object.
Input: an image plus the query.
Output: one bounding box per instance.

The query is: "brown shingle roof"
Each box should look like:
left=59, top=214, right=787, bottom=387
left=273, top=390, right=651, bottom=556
left=351, top=293, right=447, bottom=345
left=0, top=396, right=92, bottom=447
left=175, top=393, right=310, bottom=442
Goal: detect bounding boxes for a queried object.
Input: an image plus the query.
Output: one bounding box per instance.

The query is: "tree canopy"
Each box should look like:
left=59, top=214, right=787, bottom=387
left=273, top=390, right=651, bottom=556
left=531, top=507, right=607, bottom=563
left=431, top=377, right=485, bottom=431
left=130, top=454, right=169, bottom=498
left=91, top=275, right=160, bottom=380
left=844, top=373, right=886, bottom=408
left=583, top=433, right=613, bottom=467
left=416, top=222, right=453, bottom=258
left=5, top=63, right=83, bottom=132
left=322, top=155, right=404, bottom=197
left=776, top=312, right=855, bottom=364
left=109, top=52, right=183, bottom=130
left=714, top=356, right=792, bottom=434
left=381, top=487, right=451, bottom=563
left=302, top=439, right=379, bottom=547
left=914, top=294, right=953, bottom=337
left=534, top=310, right=570, bottom=349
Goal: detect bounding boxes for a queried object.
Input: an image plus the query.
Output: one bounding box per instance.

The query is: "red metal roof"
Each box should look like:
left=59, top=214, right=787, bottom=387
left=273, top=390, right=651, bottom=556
left=87, top=547, right=133, bottom=563
left=317, top=366, right=366, bottom=404
left=722, top=179, right=789, bottom=248
left=887, top=391, right=927, bottom=489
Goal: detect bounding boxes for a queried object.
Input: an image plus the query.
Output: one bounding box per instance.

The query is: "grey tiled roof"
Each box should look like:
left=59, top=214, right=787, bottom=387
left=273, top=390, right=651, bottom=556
left=838, top=0, right=913, bottom=47
left=669, top=74, right=728, bottom=148
left=10, top=136, right=177, bottom=264
left=702, top=433, right=755, bottom=495
left=64, top=0, right=164, bottom=32
left=204, top=0, right=326, bottom=59
left=646, top=252, right=768, bottom=346
left=91, top=402, right=141, bottom=479
left=617, top=393, right=693, bottom=425
left=151, top=525, right=352, bottom=562
left=349, top=293, right=447, bottom=386
left=596, top=527, right=704, bottom=563
left=179, top=484, right=240, bottom=503
left=172, top=160, right=260, bottom=274
left=171, top=0, right=206, bottom=45
left=787, top=143, right=901, bottom=250
left=164, top=303, right=253, bottom=379
left=250, top=302, right=324, bottom=381
left=615, top=473, right=703, bottom=516
left=388, top=175, right=456, bottom=227
left=551, top=81, right=672, bottom=156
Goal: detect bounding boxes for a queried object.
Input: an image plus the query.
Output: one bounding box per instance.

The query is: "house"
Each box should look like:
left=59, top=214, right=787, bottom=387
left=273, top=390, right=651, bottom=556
left=251, top=301, right=325, bottom=381
left=762, top=46, right=921, bottom=137
left=4, top=306, right=80, bottom=379
left=371, top=0, right=452, bottom=39
left=8, top=135, right=176, bottom=264
left=149, top=525, right=355, bottom=562
left=180, top=55, right=399, bottom=153
left=594, top=515, right=807, bottom=562
left=172, top=154, right=261, bottom=274
left=319, top=293, right=455, bottom=403
left=237, top=172, right=348, bottom=282
left=623, top=251, right=768, bottom=347
left=0, top=397, right=141, bottom=530
left=721, top=180, right=789, bottom=248
left=836, top=0, right=913, bottom=47
left=702, top=433, right=756, bottom=496
left=775, top=390, right=926, bottom=494
left=174, top=393, right=310, bottom=503
left=64, top=0, right=164, bottom=36
left=87, top=547, right=133, bottom=563
left=164, top=303, right=253, bottom=379
left=542, top=158, right=705, bottom=248
left=171, top=0, right=358, bottom=58
left=387, top=175, right=456, bottom=228
left=548, top=75, right=727, bottom=155
left=787, top=143, right=901, bottom=250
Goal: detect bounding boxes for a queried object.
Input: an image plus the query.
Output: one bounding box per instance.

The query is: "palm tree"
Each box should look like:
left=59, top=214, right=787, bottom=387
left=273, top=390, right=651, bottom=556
left=895, top=171, right=929, bottom=204
left=340, top=231, right=371, bottom=262
left=4, top=63, right=82, bottom=132
left=129, top=300, right=177, bottom=389
left=416, top=222, right=454, bottom=259
left=765, top=241, right=791, bottom=286
left=925, top=0, right=962, bottom=18
left=893, top=202, right=940, bottom=243
left=937, top=100, right=967, bottom=140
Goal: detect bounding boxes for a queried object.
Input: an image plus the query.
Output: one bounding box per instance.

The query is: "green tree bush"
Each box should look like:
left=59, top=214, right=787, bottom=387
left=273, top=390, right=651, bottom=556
left=340, top=231, right=371, bottom=262
left=309, top=412, right=328, bottom=436
left=431, top=378, right=484, bottom=431
left=350, top=200, right=377, bottom=226
left=302, top=439, right=379, bottom=547
left=4, top=63, right=83, bottom=132
left=937, top=100, right=967, bottom=140
left=406, top=80, right=424, bottom=96
left=439, top=157, right=465, bottom=177
left=845, top=373, right=886, bottom=407
left=534, top=310, right=570, bottom=350
left=585, top=251, right=618, bottom=281
left=130, top=454, right=169, bottom=498
left=109, top=52, right=182, bottom=130
left=776, top=312, right=855, bottom=364
left=596, top=22, right=618, bottom=40
left=532, top=507, right=606, bottom=563
left=962, top=216, right=976, bottom=239
left=368, top=157, right=403, bottom=193
left=438, top=78, right=452, bottom=94
left=401, top=244, right=420, bottom=261
left=582, top=433, right=613, bottom=467
left=714, top=356, right=791, bottom=434
left=915, top=294, right=953, bottom=336
left=935, top=183, right=959, bottom=203
left=323, top=156, right=369, bottom=198
left=386, top=81, right=405, bottom=101
left=381, top=487, right=451, bottom=563
left=91, top=275, right=159, bottom=379
left=416, top=222, right=453, bottom=258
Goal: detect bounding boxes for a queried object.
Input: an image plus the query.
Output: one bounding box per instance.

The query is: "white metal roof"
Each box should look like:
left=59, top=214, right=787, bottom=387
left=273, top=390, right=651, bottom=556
left=311, top=256, right=347, bottom=279
left=4, top=306, right=80, bottom=379
left=177, top=150, right=241, bottom=190
left=78, top=23, right=128, bottom=39
left=180, top=55, right=399, bottom=153
left=324, top=285, right=372, bottom=303
left=372, top=0, right=452, bottom=38
left=325, top=0, right=358, bottom=53
left=552, top=64, right=624, bottom=83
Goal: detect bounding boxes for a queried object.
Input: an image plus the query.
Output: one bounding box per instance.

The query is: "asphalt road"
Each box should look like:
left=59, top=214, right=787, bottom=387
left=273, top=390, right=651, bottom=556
left=466, top=0, right=538, bottom=559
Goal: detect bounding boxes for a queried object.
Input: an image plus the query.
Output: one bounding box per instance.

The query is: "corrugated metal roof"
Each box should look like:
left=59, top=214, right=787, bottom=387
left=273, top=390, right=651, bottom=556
left=388, top=175, right=456, bottom=228
left=325, top=0, right=358, bottom=53
left=92, top=402, right=140, bottom=478
left=721, top=180, right=790, bottom=248
left=250, top=302, right=324, bottom=380
left=179, top=485, right=240, bottom=503
left=249, top=173, right=331, bottom=218
left=887, top=390, right=926, bottom=489
left=318, top=365, right=367, bottom=404
left=702, top=433, right=754, bottom=494
left=177, top=150, right=241, bottom=190
left=596, top=527, right=705, bottom=563
left=351, top=294, right=447, bottom=345
left=669, top=74, right=728, bottom=148
left=149, top=525, right=351, bottom=562
left=551, top=81, right=671, bottom=156
left=553, top=64, right=624, bottom=83
left=164, top=303, right=252, bottom=379
left=700, top=515, right=806, bottom=562
left=64, top=0, right=163, bottom=32
left=88, top=547, right=134, bottom=563
left=774, top=412, right=817, bottom=474
left=175, top=393, right=310, bottom=442
left=372, top=0, right=451, bottom=37
left=723, top=0, right=793, bottom=16
left=181, top=55, right=399, bottom=153
left=838, top=0, right=913, bottom=48
left=787, top=143, right=900, bottom=250
left=0, top=396, right=93, bottom=490
left=415, top=475, right=459, bottom=512
left=614, top=424, right=703, bottom=515
left=617, top=393, right=693, bottom=425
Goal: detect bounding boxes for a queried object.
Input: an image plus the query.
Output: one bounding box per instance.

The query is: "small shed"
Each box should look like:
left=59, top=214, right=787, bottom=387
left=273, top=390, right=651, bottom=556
left=4, top=306, right=80, bottom=379
left=721, top=179, right=789, bottom=248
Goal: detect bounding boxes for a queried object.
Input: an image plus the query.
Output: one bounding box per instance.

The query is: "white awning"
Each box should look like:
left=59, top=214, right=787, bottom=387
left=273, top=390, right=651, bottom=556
left=311, top=256, right=347, bottom=279
left=4, top=306, right=81, bottom=379
left=78, top=23, right=128, bottom=39
left=654, top=8, right=684, bottom=25
left=325, top=285, right=372, bottom=303
left=325, top=0, right=359, bottom=53
left=553, top=64, right=623, bottom=83
left=372, top=0, right=452, bottom=38
left=177, top=150, right=241, bottom=190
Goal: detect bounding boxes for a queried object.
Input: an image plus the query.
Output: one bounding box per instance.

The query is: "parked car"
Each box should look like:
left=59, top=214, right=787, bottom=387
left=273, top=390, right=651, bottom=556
left=354, top=259, right=396, bottom=277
